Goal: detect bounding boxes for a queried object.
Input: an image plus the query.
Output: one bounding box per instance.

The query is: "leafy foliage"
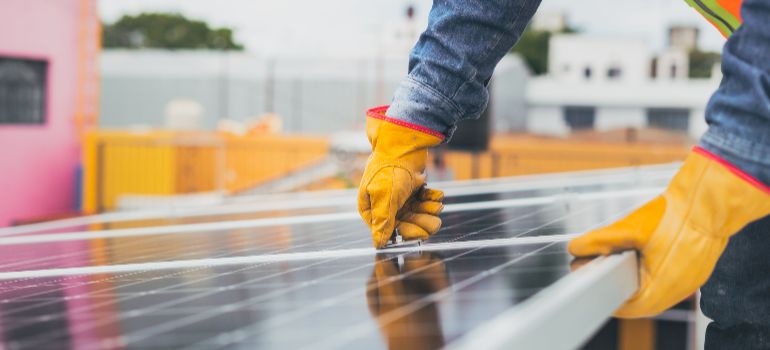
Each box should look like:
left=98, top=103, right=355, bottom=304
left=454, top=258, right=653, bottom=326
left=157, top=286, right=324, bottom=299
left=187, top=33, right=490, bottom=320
left=103, top=13, right=244, bottom=50
left=510, top=26, right=576, bottom=75
left=688, top=50, right=721, bottom=78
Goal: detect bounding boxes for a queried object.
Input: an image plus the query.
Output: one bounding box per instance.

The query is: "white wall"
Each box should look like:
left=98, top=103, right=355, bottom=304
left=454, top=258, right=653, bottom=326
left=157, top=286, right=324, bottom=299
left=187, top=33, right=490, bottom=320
left=549, top=34, right=651, bottom=84
left=491, top=55, right=529, bottom=132
left=689, top=108, right=709, bottom=139
left=527, top=107, right=645, bottom=137
left=527, top=106, right=569, bottom=136
left=656, top=48, right=689, bottom=81
left=596, top=108, right=645, bottom=131
left=526, top=76, right=719, bottom=138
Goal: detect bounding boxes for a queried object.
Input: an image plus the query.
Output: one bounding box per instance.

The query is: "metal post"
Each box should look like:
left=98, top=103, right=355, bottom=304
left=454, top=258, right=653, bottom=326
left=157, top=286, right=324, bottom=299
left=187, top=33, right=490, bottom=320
left=265, top=59, right=275, bottom=113
left=218, top=50, right=230, bottom=121
left=95, top=142, right=104, bottom=212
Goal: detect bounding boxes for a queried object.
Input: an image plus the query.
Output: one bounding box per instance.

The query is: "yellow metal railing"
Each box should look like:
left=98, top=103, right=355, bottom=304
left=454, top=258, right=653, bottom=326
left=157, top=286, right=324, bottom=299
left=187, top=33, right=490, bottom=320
left=437, top=135, right=690, bottom=180
left=82, top=130, right=329, bottom=213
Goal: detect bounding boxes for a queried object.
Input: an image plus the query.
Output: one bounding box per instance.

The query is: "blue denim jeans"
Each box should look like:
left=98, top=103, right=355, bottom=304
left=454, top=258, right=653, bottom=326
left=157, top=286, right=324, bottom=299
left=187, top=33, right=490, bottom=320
left=699, top=2, right=770, bottom=346
left=386, top=0, right=541, bottom=139
left=387, top=0, right=770, bottom=186
left=699, top=0, right=770, bottom=187
left=701, top=214, right=770, bottom=349
left=388, top=0, right=770, bottom=347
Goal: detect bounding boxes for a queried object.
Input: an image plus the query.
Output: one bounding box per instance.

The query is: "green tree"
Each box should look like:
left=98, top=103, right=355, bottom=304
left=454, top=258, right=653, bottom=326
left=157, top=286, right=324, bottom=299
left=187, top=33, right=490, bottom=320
left=103, top=13, right=244, bottom=50
left=510, top=26, right=577, bottom=75
left=689, top=50, right=721, bottom=78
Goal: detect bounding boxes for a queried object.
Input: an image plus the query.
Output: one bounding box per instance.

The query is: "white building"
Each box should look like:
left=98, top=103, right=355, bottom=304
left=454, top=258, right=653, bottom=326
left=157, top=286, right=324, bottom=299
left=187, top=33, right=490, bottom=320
left=526, top=33, right=720, bottom=139
left=531, top=11, right=567, bottom=32
left=548, top=35, right=651, bottom=84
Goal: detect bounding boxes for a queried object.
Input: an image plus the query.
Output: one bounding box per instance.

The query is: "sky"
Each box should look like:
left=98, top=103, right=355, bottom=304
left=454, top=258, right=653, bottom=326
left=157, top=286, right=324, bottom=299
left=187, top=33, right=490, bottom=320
left=99, top=0, right=727, bottom=55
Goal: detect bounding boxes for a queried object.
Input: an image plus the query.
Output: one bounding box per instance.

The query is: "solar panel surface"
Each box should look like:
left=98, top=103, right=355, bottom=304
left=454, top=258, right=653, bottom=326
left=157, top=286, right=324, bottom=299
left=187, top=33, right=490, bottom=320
left=0, top=165, right=675, bottom=349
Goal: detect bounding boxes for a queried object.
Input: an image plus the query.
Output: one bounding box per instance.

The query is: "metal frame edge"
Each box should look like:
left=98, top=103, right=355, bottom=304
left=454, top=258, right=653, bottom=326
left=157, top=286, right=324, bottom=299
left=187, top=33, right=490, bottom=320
left=445, top=251, right=638, bottom=350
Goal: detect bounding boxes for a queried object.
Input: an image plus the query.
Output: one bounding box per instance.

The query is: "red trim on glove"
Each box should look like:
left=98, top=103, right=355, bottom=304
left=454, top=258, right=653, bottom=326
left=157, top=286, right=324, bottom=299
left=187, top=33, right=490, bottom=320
left=693, top=146, right=770, bottom=194
left=366, top=105, right=446, bottom=140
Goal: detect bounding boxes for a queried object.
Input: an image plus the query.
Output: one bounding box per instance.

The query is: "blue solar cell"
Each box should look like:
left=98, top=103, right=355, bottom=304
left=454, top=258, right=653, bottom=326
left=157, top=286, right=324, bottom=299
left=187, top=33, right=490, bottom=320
left=0, top=166, right=673, bottom=348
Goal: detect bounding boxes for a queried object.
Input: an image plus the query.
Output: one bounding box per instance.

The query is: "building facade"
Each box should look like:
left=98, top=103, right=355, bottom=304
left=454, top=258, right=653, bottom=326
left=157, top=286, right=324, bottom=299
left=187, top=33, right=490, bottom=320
left=0, top=0, right=98, bottom=226
left=526, top=33, right=719, bottom=140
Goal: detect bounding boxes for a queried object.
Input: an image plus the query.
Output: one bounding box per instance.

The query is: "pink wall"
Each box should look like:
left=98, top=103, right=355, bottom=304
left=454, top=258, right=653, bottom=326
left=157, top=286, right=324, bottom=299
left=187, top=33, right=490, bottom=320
left=0, top=0, right=82, bottom=226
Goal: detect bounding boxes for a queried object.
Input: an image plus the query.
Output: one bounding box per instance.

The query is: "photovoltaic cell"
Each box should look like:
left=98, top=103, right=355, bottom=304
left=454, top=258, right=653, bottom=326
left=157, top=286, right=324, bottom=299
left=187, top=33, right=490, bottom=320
left=0, top=243, right=570, bottom=349
left=0, top=165, right=674, bottom=237
left=0, top=166, right=675, bottom=349
left=0, top=193, right=647, bottom=273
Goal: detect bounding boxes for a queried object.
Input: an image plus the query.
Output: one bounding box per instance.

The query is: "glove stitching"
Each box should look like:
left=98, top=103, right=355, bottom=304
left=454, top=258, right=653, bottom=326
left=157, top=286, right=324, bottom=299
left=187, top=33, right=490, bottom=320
left=365, top=163, right=417, bottom=247
left=647, top=160, right=710, bottom=279
left=361, top=161, right=417, bottom=189
left=686, top=161, right=728, bottom=238
left=381, top=167, right=397, bottom=246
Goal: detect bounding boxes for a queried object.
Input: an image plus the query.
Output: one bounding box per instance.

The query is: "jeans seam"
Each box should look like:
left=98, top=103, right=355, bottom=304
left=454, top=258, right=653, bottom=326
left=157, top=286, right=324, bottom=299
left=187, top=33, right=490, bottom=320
left=404, top=76, right=466, bottom=123
left=701, top=129, right=770, bottom=166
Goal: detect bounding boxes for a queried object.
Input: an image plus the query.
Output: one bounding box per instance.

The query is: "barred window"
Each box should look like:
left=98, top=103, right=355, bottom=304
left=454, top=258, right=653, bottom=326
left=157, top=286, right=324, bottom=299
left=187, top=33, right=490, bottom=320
left=0, top=56, right=47, bottom=124
left=646, top=108, right=690, bottom=132
left=564, top=106, right=596, bottom=131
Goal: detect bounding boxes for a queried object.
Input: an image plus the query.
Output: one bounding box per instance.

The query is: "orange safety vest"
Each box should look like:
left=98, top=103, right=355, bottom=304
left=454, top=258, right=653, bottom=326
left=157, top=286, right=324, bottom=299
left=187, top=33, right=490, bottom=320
left=684, top=0, right=743, bottom=37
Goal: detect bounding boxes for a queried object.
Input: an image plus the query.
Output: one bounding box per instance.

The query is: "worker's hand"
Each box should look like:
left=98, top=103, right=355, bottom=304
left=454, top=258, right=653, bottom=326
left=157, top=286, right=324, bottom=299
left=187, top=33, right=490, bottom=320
left=569, top=147, right=770, bottom=318
left=366, top=252, right=448, bottom=349
left=358, top=106, right=445, bottom=248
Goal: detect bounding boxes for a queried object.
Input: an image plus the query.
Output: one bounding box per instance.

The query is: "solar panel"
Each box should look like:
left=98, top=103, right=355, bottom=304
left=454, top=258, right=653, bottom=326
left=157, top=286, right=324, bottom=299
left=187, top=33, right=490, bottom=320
left=0, top=165, right=675, bottom=237
left=0, top=165, right=675, bottom=349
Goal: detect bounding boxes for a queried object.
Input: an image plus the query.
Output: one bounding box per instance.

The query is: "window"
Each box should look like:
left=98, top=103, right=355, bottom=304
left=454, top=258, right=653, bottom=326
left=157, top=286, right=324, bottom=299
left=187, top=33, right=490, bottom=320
left=583, top=67, right=592, bottom=79
left=646, top=108, right=690, bottom=132
left=607, top=66, right=622, bottom=79
left=0, top=56, right=47, bottom=124
left=564, top=106, right=596, bottom=131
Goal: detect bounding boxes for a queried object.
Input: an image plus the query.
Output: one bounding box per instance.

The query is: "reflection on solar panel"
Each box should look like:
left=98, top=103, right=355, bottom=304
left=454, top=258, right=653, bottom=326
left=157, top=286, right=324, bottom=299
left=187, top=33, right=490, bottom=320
left=0, top=165, right=675, bottom=349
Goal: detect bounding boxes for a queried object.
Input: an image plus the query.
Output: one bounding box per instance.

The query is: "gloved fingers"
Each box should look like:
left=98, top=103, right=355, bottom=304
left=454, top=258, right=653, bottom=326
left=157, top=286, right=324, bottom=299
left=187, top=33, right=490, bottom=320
left=569, top=257, right=594, bottom=272
left=359, top=209, right=373, bottom=233
left=614, top=233, right=727, bottom=319
left=365, top=168, right=413, bottom=248
left=614, top=267, right=666, bottom=318
left=396, top=221, right=431, bottom=241
left=568, top=196, right=666, bottom=257
left=357, top=185, right=372, bottom=224
left=356, top=193, right=375, bottom=246
left=399, top=213, right=442, bottom=236
left=568, top=227, right=643, bottom=257
left=418, top=187, right=444, bottom=202
left=410, top=200, right=444, bottom=216
left=614, top=268, right=707, bottom=319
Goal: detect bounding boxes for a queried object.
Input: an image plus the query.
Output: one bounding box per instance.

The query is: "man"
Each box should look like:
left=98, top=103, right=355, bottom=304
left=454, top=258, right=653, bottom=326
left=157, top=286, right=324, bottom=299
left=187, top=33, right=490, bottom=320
left=357, top=0, right=770, bottom=348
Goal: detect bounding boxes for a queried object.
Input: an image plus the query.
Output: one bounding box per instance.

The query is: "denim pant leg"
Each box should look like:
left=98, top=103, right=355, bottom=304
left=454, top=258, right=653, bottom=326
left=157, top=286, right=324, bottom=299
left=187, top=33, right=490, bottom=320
left=701, top=215, right=770, bottom=350
left=700, top=2, right=770, bottom=346
left=699, top=0, right=770, bottom=186
left=386, top=0, right=541, bottom=139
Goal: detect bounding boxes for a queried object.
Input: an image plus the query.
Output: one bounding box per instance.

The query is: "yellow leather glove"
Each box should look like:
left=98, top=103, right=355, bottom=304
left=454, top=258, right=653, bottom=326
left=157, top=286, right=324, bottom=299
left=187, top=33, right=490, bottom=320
left=366, top=253, right=448, bottom=349
left=569, top=147, right=770, bottom=318
left=358, top=106, right=446, bottom=248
